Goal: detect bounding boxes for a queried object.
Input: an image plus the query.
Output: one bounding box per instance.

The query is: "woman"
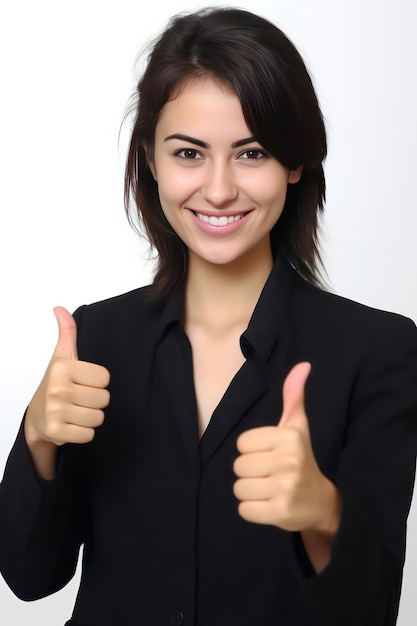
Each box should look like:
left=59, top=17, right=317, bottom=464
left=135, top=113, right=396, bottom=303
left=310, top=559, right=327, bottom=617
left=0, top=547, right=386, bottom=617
left=1, top=7, right=416, bottom=626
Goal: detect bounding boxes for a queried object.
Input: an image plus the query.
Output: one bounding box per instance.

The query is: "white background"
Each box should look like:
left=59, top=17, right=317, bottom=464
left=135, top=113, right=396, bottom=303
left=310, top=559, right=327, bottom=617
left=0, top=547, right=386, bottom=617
left=0, top=1, right=416, bottom=624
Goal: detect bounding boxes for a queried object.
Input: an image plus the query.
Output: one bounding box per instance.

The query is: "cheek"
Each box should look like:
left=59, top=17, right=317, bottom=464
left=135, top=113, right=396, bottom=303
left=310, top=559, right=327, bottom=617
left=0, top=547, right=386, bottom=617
left=157, top=184, right=185, bottom=213
left=241, top=166, right=289, bottom=201
left=246, top=183, right=289, bottom=210
left=268, top=173, right=291, bottom=206
left=155, top=166, right=199, bottom=206
left=157, top=181, right=191, bottom=230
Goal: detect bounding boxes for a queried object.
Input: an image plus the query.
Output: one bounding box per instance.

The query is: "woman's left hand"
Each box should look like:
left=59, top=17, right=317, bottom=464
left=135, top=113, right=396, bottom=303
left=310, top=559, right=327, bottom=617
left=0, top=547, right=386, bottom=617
left=233, top=362, right=340, bottom=535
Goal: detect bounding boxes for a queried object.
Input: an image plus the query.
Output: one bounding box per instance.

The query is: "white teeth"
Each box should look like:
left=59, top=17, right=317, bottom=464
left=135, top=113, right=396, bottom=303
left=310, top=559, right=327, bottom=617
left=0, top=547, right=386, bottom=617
left=196, top=212, right=244, bottom=226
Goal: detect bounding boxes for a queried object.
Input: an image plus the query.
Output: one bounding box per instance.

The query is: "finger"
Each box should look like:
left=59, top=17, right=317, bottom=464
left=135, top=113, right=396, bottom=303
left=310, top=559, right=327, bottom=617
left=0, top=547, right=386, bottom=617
left=64, top=406, right=106, bottom=429
left=236, top=426, right=280, bottom=454
left=48, top=360, right=110, bottom=392
left=237, top=500, right=280, bottom=526
left=45, top=406, right=105, bottom=438
left=234, top=477, right=274, bottom=501
left=53, top=306, right=78, bottom=360
left=279, top=362, right=311, bottom=429
left=56, top=423, right=97, bottom=446
left=69, top=360, right=111, bottom=388
left=234, top=451, right=276, bottom=478
left=71, top=386, right=110, bottom=411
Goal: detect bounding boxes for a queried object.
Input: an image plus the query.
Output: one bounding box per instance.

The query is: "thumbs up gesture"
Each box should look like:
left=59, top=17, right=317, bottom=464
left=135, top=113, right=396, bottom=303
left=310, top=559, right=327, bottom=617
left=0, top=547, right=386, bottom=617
left=233, top=363, right=339, bottom=534
left=25, top=307, right=110, bottom=455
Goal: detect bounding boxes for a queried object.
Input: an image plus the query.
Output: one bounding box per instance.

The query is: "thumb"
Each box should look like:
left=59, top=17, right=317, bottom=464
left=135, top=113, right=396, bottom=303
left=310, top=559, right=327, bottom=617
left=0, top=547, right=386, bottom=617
left=279, top=362, right=311, bottom=429
left=52, top=306, right=78, bottom=360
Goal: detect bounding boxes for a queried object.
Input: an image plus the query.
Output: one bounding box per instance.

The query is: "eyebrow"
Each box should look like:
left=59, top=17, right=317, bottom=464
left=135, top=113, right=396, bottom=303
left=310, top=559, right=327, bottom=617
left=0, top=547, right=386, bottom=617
left=163, top=133, right=258, bottom=149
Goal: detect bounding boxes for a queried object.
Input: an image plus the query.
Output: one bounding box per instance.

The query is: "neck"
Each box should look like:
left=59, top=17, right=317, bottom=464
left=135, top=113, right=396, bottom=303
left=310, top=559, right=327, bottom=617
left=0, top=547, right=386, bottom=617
left=185, top=242, right=274, bottom=331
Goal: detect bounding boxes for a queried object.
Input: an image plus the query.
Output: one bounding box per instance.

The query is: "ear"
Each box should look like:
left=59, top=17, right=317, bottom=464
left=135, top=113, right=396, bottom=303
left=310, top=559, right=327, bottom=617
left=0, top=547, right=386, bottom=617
left=143, top=144, right=157, bottom=181
left=288, top=165, right=303, bottom=184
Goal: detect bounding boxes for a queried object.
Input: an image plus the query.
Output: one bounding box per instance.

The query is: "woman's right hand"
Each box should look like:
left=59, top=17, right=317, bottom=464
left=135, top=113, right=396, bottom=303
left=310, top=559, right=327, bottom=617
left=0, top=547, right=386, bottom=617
left=24, top=307, right=110, bottom=478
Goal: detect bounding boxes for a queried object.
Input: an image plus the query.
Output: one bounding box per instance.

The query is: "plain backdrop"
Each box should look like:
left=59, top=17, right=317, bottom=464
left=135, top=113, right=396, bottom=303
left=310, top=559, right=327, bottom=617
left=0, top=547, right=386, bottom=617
left=0, top=1, right=416, bottom=624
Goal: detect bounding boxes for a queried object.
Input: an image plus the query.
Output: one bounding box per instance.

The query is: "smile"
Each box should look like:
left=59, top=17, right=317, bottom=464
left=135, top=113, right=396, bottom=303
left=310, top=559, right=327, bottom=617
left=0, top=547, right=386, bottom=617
left=194, top=212, right=245, bottom=226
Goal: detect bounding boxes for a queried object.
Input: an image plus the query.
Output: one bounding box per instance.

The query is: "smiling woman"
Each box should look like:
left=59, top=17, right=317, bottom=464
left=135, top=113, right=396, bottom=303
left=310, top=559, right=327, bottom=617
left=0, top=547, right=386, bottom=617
left=149, top=79, right=302, bottom=269
left=125, top=9, right=327, bottom=299
left=0, top=6, right=416, bottom=626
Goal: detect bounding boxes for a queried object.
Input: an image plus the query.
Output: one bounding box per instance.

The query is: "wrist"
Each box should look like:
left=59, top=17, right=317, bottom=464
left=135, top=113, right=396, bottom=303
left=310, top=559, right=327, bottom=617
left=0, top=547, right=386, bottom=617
left=316, top=478, right=341, bottom=536
left=24, top=414, right=58, bottom=480
left=300, top=481, right=341, bottom=574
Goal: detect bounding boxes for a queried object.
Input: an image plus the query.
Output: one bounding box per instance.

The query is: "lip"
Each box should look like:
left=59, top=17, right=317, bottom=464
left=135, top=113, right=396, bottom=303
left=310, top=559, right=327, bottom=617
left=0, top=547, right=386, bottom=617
left=189, top=209, right=251, bottom=234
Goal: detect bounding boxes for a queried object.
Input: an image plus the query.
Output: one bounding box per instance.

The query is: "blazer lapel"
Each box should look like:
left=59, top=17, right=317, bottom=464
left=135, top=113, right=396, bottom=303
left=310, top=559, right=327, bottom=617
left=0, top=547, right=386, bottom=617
left=199, top=257, right=295, bottom=468
left=199, top=356, right=268, bottom=467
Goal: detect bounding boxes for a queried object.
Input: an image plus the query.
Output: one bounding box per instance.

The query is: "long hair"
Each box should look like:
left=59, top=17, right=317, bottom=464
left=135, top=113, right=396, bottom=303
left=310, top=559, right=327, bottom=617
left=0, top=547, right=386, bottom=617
left=124, top=7, right=327, bottom=300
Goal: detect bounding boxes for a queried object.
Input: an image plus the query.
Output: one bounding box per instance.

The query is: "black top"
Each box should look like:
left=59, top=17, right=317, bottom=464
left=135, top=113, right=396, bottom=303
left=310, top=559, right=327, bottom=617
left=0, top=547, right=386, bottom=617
left=1, top=256, right=417, bottom=626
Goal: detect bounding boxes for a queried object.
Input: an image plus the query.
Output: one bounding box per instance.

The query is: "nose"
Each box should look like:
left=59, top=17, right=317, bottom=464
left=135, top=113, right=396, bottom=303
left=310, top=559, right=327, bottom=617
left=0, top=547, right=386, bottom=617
left=201, top=161, right=238, bottom=207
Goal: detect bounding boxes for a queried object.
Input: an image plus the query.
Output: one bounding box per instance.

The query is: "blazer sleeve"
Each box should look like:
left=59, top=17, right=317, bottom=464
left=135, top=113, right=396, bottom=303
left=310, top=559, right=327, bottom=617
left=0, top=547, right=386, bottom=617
left=0, top=424, right=84, bottom=600
left=0, top=309, right=87, bottom=601
left=299, top=314, right=417, bottom=626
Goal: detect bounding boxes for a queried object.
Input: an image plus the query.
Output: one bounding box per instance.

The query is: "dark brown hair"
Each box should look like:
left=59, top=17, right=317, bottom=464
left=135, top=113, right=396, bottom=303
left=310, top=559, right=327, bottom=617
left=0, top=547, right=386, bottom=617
left=124, top=7, right=327, bottom=300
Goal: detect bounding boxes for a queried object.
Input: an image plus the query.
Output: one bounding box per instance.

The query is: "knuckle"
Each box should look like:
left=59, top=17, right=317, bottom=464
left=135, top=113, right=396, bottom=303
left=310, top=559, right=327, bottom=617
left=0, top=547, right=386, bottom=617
left=101, top=389, right=111, bottom=407
left=47, top=387, right=64, bottom=403
left=103, top=367, right=111, bottom=386
left=46, top=379, right=71, bottom=403
left=69, top=426, right=95, bottom=445
left=284, top=428, right=300, bottom=445
left=238, top=501, right=252, bottom=521
left=45, top=401, right=66, bottom=424
left=236, top=433, right=247, bottom=453
left=95, top=409, right=105, bottom=426
left=49, top=358, right=70, bottom=379
left=232, top=480, right=241, bottom=499
left=44, top=421, right=63, bottom=443
left=83, top=428, right=96, bottom=443
left=233, top=456, right=243, bottom=476
left=285, top=455, right=301, bottom=473
left=96, top=365, right=110, bottom=386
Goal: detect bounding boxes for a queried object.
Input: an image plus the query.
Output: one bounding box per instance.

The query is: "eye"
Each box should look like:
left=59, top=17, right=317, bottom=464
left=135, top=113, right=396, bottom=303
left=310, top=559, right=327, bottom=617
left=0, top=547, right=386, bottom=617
left=238, top=149, right=267, bottom=160
left=174, top=148, right=203, bottom=160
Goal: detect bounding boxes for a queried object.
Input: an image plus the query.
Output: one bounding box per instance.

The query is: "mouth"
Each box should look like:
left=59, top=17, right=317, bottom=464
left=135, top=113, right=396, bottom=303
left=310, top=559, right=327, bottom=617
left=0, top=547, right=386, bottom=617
left=193, top=211, right=247, bottom=227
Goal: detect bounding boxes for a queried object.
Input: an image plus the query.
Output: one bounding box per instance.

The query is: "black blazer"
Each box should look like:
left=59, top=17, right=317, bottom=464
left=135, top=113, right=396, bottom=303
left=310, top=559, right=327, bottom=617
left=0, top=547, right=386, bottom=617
left=1, top=258, right=417, bottom=626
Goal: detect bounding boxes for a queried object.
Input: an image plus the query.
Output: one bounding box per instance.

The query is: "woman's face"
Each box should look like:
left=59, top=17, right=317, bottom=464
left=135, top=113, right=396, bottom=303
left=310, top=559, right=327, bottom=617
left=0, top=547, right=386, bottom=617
left=149, top=78, right=301, bottom=268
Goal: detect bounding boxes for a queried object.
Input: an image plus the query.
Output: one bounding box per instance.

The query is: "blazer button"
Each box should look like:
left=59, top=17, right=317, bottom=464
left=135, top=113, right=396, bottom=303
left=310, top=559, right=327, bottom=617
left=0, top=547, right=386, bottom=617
left=171, top=610, right=184, bottom=625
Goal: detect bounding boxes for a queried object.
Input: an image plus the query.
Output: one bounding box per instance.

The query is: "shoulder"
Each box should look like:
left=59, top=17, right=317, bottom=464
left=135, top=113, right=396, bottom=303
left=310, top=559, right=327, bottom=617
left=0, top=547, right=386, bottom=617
left=74, top=285, right=159, bottom=325
left=72, top=286, right=167, bottom=362
left=288, top=265, right=417, bottom=350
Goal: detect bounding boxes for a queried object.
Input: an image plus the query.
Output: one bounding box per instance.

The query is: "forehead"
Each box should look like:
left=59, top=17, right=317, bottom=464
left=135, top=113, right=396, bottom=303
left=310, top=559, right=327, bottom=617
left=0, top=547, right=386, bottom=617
left=155, top=78, right=251, bottom=141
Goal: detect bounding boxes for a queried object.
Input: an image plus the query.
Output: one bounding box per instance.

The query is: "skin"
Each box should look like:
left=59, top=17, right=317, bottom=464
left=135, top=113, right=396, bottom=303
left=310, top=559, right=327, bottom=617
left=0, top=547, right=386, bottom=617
left=24, top=307, right=110, bottom=480
left=25, top=77, right=340, bottom=573
left=149, top=78, right=302, bottom=268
